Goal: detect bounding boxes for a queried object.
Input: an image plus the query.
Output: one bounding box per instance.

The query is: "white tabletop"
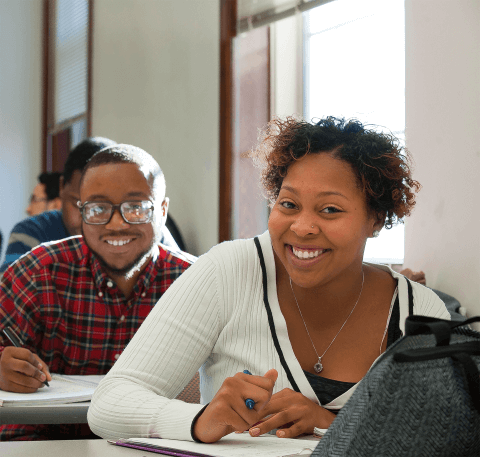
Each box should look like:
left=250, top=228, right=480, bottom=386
left=0, top=439, right=138, bottom=457
left=0, top=436, right=320, bottom=457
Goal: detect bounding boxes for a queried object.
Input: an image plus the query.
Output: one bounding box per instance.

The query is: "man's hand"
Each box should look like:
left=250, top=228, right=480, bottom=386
left=248, top=388, right=336, bottom=438
left=0, top=347, right=52, bottom=392
left=193, top=369, right=278, bottom=443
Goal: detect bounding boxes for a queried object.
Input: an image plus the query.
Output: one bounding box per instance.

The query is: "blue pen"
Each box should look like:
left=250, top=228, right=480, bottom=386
left=243, top=370, right=255, bottom=409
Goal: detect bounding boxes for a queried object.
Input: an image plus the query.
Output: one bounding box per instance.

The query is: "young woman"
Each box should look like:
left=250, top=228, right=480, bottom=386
left=88, top=117, right=449, bottom=443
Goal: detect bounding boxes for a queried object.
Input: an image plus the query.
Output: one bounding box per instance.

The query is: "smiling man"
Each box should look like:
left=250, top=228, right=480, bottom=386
left=1, top=138, right=183, bottom=274
left=0, top=144, right=195, bottom=441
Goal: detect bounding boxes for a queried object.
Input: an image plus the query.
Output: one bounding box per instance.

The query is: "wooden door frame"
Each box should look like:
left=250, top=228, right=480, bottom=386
left=218, top=0, right=236, bottom=243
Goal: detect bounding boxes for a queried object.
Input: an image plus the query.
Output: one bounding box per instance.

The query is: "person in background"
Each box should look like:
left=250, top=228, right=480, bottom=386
left=400, top=268, right=466, bottom=322
left=0, top=137, right=181, bottom=273
left=26, top=172, right=62, bottom=216
left=399, top=268, right=425, bottom=285
left=87, top=117, right=450, bottom=443
left=0, top=144, right=195, bottom=440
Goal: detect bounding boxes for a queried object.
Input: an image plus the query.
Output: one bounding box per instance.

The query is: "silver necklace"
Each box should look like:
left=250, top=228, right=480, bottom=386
left=289, top=270, right=365, bottom=373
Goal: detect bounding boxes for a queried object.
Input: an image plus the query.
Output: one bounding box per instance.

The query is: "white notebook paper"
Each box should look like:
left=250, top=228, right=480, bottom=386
left=0, top=374, right=104, bottom=406
left=119, top=433, right=318, bottom=457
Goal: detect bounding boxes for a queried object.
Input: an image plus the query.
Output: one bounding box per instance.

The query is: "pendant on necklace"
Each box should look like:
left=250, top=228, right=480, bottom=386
left=314, top=357, right=323, bottom=373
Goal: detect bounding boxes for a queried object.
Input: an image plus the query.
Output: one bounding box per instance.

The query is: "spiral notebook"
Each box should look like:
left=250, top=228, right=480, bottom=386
left=108, top=433, right=317, bottom=457
left=0, top=374, right=104, bottom=406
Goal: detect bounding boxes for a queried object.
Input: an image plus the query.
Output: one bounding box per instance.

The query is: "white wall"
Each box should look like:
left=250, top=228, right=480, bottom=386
left=404, top=0, right=480, bottom=324
left=0, top=0, right=42, bottom=263
left=91, top=0, right=219, bottom=256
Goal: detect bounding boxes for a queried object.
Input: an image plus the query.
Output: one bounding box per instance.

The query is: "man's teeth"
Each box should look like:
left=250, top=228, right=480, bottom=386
left=106, top=239, right=133, bottom=246
left=292, top=247, right=325, bottom=259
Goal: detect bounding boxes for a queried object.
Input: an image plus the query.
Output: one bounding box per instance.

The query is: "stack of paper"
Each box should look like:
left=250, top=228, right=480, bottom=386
left=0, top=374, right=104, bottom=407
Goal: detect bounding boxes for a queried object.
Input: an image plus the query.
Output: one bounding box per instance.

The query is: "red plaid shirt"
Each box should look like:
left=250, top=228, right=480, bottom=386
left=0, top=236, right=194, bottom=441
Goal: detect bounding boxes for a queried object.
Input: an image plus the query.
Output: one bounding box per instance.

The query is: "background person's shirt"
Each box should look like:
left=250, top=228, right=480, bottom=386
left=0, top=210, right=68, bottom=272
left=0, top=210, right=181, bottom=273
left=0, top=236, right=195, bottom=441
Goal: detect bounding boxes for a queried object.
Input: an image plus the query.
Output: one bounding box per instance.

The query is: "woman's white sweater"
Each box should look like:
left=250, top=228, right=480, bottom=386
left=87, top=231, right=450, bottom=441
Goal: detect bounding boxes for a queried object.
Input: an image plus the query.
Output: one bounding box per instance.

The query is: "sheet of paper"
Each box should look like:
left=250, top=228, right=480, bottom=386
left=128, top=433, right=317, bottom=457
left=0, top=374, right=104, bottom=406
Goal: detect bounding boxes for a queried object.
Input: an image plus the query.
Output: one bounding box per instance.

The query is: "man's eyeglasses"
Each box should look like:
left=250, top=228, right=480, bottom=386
left=77, top=201, right=154, bottom=225
left=29, top=196, right=48, bottom=204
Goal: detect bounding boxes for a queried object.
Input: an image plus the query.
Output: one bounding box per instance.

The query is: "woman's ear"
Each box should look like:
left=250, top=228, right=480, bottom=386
left=371, top=212, right=385, bottom=236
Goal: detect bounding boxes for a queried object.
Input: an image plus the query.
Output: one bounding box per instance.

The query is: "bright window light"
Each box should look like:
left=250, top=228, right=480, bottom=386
left=304, top=0, right=405, bottom=264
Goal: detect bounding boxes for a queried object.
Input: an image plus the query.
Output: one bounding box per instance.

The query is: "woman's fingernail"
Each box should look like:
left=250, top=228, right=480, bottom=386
left=250, top=428, right=260, bottom=437
left=40, top=373, right=46, bottom=381
left=38, top=363, right=43, bottom=369
left=277, top=430, right=286, bottom=438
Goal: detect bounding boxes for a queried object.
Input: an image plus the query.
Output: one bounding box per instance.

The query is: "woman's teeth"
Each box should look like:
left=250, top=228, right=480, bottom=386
left=292, top=247, right=326, bottom=259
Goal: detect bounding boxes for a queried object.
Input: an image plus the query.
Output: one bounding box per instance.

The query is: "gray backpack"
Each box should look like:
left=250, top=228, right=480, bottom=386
left=312, top=315, right=480, bottom=457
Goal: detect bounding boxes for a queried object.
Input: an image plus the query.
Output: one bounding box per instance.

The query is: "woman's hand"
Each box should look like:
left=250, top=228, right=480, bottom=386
left=248, top=388, right=336, bottom=438
left=0, top=347, right=52, bottom=393
left=193, top=369, right=278, bottom=443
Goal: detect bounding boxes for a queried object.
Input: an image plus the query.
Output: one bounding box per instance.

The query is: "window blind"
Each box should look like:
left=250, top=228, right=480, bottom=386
left=237, top=0, right=335, bottom=33
left=54, top=0, right=88, bottom=125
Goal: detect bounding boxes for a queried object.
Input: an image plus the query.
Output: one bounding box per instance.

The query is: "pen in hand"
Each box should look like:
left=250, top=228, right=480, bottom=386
left=2, top=326, right=50, bottom=387
left=243, top=370, right=255, bottom=409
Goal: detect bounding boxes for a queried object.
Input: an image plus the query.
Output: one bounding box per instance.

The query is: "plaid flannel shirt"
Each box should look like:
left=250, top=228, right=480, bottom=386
left=0, top=235, right=194, bottom=441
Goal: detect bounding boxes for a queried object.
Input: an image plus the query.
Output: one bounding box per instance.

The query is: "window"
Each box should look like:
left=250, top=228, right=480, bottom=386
left=303, top=0, right=405, bottom=264
left=43, top=0, right=91, bottom=172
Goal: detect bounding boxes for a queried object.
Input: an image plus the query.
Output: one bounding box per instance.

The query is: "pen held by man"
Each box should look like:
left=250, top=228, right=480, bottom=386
left=1, top=328, right=51, bottom=392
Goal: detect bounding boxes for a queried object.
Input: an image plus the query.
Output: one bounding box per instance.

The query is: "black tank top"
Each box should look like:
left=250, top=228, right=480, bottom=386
left=303, top=292, right=403, bottom=406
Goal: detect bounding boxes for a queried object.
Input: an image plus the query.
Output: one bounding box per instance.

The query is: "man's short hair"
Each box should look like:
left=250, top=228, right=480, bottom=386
left=82, top=144, right=165, bottom=197
left=63, top=137, right=117, bottom=184
left=38, top=172, right=61, bottom=200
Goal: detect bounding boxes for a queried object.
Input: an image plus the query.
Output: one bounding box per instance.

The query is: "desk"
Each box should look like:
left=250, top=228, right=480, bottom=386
left=0, top=401, right=89, bottom=425
left=0, top=375, right=102, bottom=425
left=0, top=439, right=137, bottom=457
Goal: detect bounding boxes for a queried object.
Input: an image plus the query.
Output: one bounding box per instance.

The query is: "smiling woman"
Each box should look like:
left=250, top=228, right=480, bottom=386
left=87, top=116, right=450, bottom=445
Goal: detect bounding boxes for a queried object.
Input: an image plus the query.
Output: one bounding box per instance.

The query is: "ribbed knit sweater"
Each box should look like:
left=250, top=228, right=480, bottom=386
left=88, top=231, right=450, bottom=441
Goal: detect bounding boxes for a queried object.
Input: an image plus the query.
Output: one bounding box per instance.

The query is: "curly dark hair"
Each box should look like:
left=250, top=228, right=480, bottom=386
left=249, top=116, right=421, bottom=229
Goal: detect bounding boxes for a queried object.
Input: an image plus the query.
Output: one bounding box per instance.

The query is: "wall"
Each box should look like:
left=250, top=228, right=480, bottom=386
left=91, top=0, right=219, bottom=256
left=404, top=0, right=480, bottom=324
left=0, top=0, right=42, bottom=263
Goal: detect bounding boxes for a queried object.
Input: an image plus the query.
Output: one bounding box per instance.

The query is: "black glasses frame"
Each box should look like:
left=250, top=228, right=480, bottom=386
left=77, top=200, right=154, bottom=225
